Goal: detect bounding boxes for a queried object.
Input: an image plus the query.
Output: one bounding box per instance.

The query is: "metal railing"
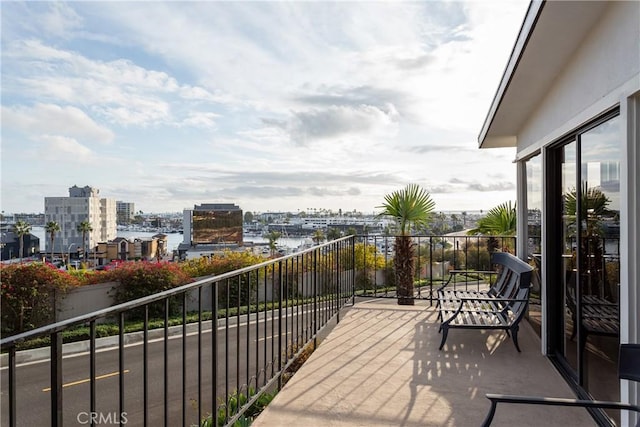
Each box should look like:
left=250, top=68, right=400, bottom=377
left=354, top=234, right=517, bottom=303
left=1, top=236, right=356, bottom=427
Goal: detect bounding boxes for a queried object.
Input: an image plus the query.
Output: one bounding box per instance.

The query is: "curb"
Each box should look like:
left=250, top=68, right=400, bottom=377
left=0, top=319, right=222, bottom=368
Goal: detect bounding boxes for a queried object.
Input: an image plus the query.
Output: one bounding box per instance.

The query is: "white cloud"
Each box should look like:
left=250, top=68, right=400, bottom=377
left=39, top=135, right=93, bottom=160
left=285, top=104, right=399, bottom=145
left=41, top=2, right=84, bottom=38
left=0, top=1, right=530, bottom=214
left=2, top=103, right=114, bottom=144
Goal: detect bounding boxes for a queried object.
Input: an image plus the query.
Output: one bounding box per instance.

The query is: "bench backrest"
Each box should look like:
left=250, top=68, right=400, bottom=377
left=491, top=252, right=533, bottom=319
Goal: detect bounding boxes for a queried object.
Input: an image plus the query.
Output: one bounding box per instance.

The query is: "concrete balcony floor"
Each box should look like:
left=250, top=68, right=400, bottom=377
left=254, top=298, right=596, bottom=427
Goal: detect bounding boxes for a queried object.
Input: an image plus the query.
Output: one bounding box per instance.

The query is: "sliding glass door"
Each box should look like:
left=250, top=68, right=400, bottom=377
left=547, top=111, right=621, bottom=423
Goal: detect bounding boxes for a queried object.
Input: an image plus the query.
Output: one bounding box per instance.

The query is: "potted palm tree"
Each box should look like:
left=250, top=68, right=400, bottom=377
left=378, top=184, right=435, bottom=305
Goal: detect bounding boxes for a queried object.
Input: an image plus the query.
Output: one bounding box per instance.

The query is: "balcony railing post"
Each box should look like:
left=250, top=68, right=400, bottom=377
left=143, top=305, right=149, bottom=427
left=335, top=241, right=340, bottom=323
left=90, top=320, right=96, bottom=426
left=164, top=298, right=169, bottom=427
left=277, top=260, right=283, bottom=390
left=351, top=236, right=356, bottom=303
left=119, top=313, right=125, bottom=426
left=313, top=249, right=318, bottom=349
left=212, top=282, right=218, bottom=422
left=8, top=347, right=16, bottom=427
left=50, top=331, right=63, bottom=427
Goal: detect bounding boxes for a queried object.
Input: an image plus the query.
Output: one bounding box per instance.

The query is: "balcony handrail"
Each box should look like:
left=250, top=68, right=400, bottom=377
left=0, top=235, right=355, bottom=349
left=2, top=235, right=356, bottom=427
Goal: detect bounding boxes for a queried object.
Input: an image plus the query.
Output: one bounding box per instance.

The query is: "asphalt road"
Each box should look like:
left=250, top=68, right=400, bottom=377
left=1, top=307, right=318, bottom=427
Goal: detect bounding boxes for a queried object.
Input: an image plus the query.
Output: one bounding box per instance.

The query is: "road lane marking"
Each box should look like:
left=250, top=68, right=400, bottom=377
left=6, top=307, right=316, bottom=369
left=42, top=369, right=130, bottom=392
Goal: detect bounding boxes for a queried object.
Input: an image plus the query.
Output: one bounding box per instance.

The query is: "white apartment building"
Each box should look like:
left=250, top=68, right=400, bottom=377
left=116, top=201, right=135, bottom=223
left=44, top=185, right=117, bottom=256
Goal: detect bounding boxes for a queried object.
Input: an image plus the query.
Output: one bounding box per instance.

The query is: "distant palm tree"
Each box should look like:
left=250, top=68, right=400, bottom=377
left=264, top=231, right=281, bottom=256
left=12, top=220, right=32, bottom=260
left=467, top=201, right=517, bottom=236
left=326, top=228, right=342, bottom=241
left=378, top=184, right=435, bottom=305
left=77, top=220, right=93, bottom=261
left=312, top=229, right=325, bottom=245
left=45, top=220, right=61, bottom=261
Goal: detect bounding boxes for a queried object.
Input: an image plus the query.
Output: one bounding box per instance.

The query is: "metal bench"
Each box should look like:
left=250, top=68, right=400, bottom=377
left=481, top=343, right=640, bottom=427
left=437, top=252, right=533, bottom=352
left=436, top=252, right=520, bottom=319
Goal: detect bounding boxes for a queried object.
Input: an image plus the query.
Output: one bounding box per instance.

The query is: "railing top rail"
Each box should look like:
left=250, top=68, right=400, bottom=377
left=1, top=235, right=354, bottom=349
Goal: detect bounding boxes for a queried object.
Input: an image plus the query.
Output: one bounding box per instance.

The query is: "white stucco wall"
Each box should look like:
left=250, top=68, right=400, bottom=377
left=517, top=0, right=640, bottom=154
left=509, top=3, right=639, bottom=424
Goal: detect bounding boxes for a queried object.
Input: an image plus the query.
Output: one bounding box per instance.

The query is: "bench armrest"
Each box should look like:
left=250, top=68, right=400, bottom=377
left=482, top=393, right=640, bottom=427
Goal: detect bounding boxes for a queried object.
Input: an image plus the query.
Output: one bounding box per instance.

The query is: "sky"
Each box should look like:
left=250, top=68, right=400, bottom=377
left=1, top=0, right=530, bottom=215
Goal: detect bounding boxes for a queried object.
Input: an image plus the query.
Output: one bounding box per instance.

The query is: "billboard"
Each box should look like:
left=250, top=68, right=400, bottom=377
left=192, top=209, right=243, bottom=244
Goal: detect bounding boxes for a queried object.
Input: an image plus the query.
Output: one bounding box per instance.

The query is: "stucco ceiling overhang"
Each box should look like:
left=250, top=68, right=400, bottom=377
left=478, top=0, right=609, bottom=149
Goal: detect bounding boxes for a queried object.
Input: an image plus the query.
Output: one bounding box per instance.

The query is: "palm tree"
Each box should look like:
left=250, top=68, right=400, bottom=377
left=45, top=221, right=61, bottom=261
left=467, top=201, right=517, bottom=236
left=77, top=220, right=93, bottom=261
left=12, top=220, right=32, bottom=260
left=312, top=229, right=325, bottom=245
left=564, top=185, right=612, bottom=294
left=378, top=184, right=435, bottom=305
left=264, top=231, right=281, bottom=256
left=326, top=228, right=342, bottom=241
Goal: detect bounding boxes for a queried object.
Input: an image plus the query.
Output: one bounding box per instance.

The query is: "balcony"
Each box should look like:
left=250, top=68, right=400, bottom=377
left=253, top=298, right=593, bottom=426
left=0, top=235, right=600, bottom=426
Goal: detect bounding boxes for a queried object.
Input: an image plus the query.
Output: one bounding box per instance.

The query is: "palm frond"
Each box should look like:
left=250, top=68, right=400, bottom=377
left=378, top=184, right=435, bottom=235
left=467, top=201, right=516, bottom=236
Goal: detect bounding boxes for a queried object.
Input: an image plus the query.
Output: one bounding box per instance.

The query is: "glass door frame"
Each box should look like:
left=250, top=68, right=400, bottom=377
left=543, top=107, right=620, bottom=425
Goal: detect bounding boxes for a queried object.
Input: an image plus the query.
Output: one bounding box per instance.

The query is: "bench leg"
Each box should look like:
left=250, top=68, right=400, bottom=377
left=439, top=325, right=449, bottom=350
left=511, top=325, right=521, bottom=352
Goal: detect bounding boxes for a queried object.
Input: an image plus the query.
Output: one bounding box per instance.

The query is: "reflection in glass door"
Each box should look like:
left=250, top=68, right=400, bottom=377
left=550, top=112, right=620, bottom=423
left=579, top=116, right=620, bottom=410
left=560, top=141, right=578, bottom=375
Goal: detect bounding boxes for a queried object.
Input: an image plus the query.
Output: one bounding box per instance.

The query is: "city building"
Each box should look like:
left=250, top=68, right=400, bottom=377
left=0, top=225, right=40, bottom=260
left=479, top=1, right=638, bottom=425
left=178, top=203, right=243, bottom=259
left=44, top=185, right=117, bottom=258
left=182, top=203, right=243, bottom=246
left=116, top=201, right=135, bottom=224
left=96, top=233, right=167, bottom=263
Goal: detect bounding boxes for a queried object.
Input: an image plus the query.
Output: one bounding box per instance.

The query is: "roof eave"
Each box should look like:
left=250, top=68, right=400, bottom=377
left=478, top=0, right=545, bottom=149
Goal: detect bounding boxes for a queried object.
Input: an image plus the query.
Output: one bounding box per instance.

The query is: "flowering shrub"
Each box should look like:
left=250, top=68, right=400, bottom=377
left=180, top=250, right=266, bottom=278
left=181, top=251, right=267, bottom=308
left=68, top=268, right=112, bottom=285
left=110, top=261, right=193, bottom=319
left=1, top=263, right=78, bottom=335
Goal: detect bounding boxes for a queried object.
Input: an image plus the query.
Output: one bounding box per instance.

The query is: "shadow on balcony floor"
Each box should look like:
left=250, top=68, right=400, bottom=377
left=254, top=298, right=596, bottom=427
